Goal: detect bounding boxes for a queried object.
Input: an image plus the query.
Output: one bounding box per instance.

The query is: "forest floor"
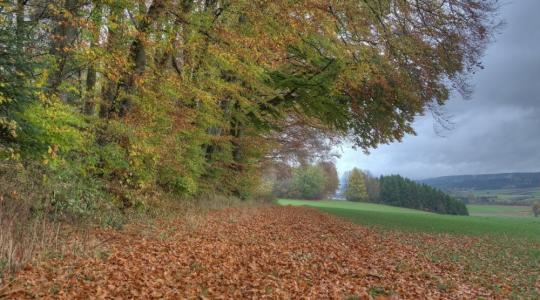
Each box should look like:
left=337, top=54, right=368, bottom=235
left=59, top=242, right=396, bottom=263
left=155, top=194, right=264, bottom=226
left=1, top=206, right=537, bottom=299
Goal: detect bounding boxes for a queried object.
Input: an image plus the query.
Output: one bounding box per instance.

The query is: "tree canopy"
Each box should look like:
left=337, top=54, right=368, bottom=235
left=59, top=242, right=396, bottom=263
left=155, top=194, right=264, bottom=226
left=0, top=0, right=499, bottom=212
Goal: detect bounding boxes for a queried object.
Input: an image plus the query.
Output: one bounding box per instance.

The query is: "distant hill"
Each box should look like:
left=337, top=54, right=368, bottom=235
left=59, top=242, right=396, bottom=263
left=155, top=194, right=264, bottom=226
left=421, top=172, right=540, bottom=190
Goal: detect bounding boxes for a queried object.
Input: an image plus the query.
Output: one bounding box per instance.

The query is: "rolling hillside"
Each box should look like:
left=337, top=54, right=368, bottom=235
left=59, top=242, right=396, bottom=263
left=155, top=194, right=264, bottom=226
left=421, top=172, right=540, bottom=190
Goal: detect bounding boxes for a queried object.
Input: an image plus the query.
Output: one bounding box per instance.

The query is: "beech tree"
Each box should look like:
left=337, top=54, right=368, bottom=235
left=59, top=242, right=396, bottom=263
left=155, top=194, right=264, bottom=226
left=0, top=0, right=500, bottom=212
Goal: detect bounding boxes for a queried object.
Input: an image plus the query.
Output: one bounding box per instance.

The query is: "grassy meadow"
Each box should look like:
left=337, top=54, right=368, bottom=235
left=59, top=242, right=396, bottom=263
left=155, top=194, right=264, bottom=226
left=278, top=199, right=540, bottom=240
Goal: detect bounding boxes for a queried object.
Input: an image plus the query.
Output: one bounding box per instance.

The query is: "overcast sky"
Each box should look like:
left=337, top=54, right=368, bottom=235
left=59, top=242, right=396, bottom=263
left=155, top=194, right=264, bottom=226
left=336, top=0, right=540, bottom=180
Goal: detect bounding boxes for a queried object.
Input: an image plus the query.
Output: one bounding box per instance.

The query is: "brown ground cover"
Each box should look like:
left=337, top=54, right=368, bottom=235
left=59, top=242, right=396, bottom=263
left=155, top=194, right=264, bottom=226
left=1, top=206, right=515, bottom=299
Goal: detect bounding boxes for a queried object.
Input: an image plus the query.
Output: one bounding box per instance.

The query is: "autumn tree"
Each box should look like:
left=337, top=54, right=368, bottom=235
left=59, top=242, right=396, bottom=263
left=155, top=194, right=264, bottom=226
left=346, top=168, right=368, bottom=202
left=318, top=161, right=339, bottom=198
left=364, top=171, right=381, bottom=202
left=271, top=162, right=337, bottom=200
left=0, top=0, right=500, bottom=216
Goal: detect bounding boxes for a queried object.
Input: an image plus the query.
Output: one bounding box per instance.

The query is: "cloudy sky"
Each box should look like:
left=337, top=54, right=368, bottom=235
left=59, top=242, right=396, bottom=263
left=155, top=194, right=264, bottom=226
left=336, top=0, right=540, bottom=180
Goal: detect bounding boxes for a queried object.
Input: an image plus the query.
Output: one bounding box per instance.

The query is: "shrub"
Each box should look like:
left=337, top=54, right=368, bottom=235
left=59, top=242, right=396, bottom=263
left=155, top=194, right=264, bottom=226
left=532, top=202, right=540, bottom=217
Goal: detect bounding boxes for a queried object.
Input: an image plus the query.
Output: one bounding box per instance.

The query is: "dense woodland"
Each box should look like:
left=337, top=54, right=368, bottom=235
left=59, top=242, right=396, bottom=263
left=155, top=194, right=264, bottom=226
left=1, top=0, right=498, bottom=221
left=379, top=175, right=468, bottom=215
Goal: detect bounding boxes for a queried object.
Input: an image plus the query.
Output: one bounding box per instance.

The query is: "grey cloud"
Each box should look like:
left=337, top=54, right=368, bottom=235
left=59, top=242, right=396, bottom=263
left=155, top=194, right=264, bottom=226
left=337, top=0, right=540, bottom=179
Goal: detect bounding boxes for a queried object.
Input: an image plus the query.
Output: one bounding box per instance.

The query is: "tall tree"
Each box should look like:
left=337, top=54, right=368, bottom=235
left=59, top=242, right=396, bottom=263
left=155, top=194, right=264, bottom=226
left=364, top=171, right=380, bottom=202
left=318, top=161, right=339, bottom=198
left=346, top=168, right=368, bottom=202
left=292, top=165, right=326, bottom=200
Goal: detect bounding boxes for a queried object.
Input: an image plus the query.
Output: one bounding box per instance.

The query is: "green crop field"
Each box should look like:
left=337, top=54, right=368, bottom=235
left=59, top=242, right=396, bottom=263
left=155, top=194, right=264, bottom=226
left=278, top=199, right=540, bottom=241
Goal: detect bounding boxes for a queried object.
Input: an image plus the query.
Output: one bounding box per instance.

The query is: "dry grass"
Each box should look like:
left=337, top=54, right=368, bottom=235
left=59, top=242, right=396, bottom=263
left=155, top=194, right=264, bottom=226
left=0, top=198, right=56, bottom=276
left=0, top=162, right=52, bottom=279
left=0, top=196, right=98, bottom=282
left=0, top=162, right=259, bottom=286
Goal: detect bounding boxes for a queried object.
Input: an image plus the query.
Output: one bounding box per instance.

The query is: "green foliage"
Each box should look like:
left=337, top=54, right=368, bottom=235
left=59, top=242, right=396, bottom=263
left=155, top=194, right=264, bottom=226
left=0, top=5, right=43, bottom=143
left=271, top=162, right=339, bottom=200
left=291, top=165, right=327, bottom=200
left=346, top=168, right=369, bottom=202
left=379, top=175, right=468, bottom=215
left=14, top=101, right=88, bottom=156
left=158, top=166, right=198, bottom=196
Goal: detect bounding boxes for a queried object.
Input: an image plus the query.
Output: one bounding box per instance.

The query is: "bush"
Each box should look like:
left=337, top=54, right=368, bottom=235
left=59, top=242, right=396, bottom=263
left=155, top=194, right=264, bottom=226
left=532, top=202, right=540, bottom=217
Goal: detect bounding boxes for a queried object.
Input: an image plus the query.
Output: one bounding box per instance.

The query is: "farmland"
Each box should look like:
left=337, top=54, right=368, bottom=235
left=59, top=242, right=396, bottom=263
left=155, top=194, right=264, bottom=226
left=278, top=199, right=540, bottom=239
left=442, top=187, right=540, bottom=205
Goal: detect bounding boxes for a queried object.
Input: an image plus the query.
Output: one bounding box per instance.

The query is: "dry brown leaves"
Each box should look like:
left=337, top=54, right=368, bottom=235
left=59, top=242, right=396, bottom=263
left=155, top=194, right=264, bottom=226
left=1, top=207, right=512, bottom=299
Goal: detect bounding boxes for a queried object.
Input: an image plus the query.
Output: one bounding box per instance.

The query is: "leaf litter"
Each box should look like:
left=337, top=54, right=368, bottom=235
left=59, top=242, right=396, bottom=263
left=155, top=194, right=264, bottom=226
left=1, top=206, right=535, bottom=299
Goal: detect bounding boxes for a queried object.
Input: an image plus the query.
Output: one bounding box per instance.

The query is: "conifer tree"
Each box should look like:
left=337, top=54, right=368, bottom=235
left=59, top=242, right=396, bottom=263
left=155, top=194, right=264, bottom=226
left=379, top=175, right=468, bottom=215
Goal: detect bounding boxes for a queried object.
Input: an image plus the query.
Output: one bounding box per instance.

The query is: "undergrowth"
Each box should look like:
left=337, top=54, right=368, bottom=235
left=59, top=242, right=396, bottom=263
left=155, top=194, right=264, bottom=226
left=0, top=160, right=255, bottom=283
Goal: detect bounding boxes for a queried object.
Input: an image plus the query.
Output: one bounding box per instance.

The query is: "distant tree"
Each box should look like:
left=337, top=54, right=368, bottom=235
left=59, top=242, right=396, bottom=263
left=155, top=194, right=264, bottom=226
left=346, top=168, right=368, bottom=202
left=269, top=163, right=295, bottom=198
left=318, top=161, right=339, bottom=198
left=338, top=171, right=351, bottom=198
left=533, top=202, right=540, bottom=218
left=291, top=165, right=326, bottom=200
left=364, top=171, right=380, bottom=202
left=379, top=175, right=468, bottom=215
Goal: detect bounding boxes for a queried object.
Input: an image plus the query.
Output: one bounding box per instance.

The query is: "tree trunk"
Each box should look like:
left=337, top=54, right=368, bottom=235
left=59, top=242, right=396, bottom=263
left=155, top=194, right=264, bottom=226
left=47, top=0, right=80, bottom=102
left=83, top=3, right=103, bottom=116
left=115, top=0, right=165, bottom=117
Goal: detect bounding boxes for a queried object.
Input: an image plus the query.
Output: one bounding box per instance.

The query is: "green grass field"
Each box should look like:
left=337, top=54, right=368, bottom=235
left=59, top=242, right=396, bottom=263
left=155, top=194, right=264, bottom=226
left=278, top=199, right=540, bottom=241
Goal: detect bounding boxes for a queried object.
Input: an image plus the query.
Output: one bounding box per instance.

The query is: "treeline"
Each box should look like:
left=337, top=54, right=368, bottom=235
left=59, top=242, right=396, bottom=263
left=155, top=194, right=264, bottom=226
left=0, top=0, right=496, bottom=221
left=342, top=171, right=468, bottom=215
left=379, top=175, right=468, bottom=215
